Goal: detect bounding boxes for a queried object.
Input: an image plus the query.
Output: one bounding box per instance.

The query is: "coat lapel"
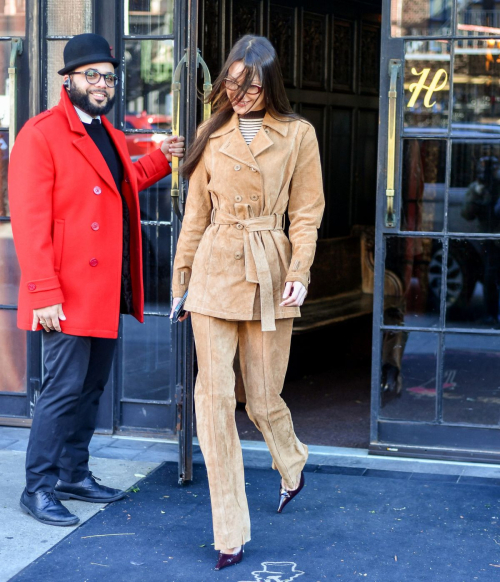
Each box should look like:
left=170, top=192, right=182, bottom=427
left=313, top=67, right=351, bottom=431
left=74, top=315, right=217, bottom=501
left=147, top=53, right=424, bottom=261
left=219, top=126, right=257, bottom=168
left=58, top=87, right=121, bottom=196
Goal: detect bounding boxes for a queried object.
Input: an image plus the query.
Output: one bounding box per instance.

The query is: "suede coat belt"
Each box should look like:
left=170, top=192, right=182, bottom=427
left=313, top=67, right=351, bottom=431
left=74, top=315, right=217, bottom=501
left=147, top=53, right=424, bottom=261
left=211, top=208, right=285, bottom=332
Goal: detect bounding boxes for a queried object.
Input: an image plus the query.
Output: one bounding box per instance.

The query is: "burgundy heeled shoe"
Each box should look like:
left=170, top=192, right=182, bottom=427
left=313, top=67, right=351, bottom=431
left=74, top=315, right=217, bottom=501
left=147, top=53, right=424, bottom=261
left=277, top=471, right=305, bottom=513
left=214, top=546, right=244, bottom=571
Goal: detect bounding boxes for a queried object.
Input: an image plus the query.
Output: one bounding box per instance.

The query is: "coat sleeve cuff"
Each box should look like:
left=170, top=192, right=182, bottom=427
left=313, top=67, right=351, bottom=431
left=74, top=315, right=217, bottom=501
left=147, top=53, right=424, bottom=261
left=172, top=269, right=190, bottom=298
left=141, top=148, right=171, bottom=179
left=26, top=276, right=65, bottom=309
left=285, top=272, right=310, bottom=290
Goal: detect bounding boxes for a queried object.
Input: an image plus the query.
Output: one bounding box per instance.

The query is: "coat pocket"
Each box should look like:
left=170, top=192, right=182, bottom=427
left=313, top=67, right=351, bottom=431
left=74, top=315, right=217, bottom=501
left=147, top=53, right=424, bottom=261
left=52, top=219, right=65, bottom=273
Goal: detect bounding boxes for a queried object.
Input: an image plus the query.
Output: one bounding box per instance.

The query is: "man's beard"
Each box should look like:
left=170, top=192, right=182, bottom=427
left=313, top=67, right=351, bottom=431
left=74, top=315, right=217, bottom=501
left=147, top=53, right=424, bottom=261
left=68, top=81, right=116, bottom=117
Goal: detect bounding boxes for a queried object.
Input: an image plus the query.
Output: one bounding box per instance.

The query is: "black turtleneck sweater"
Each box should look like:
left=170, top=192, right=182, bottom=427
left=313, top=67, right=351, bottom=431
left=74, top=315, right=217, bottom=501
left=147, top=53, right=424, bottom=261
left=85, top=119, right=133, bottom=315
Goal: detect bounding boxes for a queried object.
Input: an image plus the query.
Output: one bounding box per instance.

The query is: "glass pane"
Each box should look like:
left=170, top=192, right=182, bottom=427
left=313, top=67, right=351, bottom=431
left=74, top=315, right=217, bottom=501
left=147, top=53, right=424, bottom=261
left=404, top=41, right=450, bottom=133
left=391, top=0, right=452, bottom=37
left=401, top=139, right=446, bottom=231
left=384, top=237, right=441, bottom=327
left=0, top=221, right=20, bottom=305
left=443, top=333, right=500, bottom=424
left=124, top=39, right=173, bottom=155
left=47, top=41, right=66, bottom=109
left=47, top=0, right=91, bottom=36
left=449, top=142, right=500, bottom=233
left=453, top=40, right=500, bottom=136
left=138, top=174, right=171, bottom=223
left=445, top=239, right=500, bottom=329
left=0, top=309, right=26, bottom=393
left=380, top=331, right=437, bottom=421
left=0, top=1, right=25, bottom=36
left=122, top=315, right=171, bottom=400
left=457, top=2, right=500, bottom=36
left=125, top=0, right=174, bottom=36
left=141, top=224, right=171, bottom=314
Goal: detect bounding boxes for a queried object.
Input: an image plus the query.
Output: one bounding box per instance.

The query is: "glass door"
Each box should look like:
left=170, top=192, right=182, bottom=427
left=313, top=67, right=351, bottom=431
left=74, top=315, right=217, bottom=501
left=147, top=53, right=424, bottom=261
left=372, top=0, right=500, bottom=461
left=115, top=0, right=199, bottom=481
left=0, top=1, right=35, bottom=424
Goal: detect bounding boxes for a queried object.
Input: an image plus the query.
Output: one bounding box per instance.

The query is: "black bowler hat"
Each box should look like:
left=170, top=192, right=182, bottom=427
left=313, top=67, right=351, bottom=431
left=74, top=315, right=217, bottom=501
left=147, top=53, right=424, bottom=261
left=58, top=33, right=119, bottom=75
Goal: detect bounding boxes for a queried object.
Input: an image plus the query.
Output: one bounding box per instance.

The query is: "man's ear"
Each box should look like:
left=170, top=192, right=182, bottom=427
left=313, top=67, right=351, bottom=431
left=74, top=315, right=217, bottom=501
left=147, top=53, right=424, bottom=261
left=63, top=76, right=70, bottom=89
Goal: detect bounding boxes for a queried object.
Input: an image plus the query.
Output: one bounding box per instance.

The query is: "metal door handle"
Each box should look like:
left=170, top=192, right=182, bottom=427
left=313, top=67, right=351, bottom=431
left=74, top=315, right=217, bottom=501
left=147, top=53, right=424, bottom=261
left=171, top=49, right=212, bottom=222
left=8, top=37, right=23, bottom=155
left=385, top=59, right=401, bottom=228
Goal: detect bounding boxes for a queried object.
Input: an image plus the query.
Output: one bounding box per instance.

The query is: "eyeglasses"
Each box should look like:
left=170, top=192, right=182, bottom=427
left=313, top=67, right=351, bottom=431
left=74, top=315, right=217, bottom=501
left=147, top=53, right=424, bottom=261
left=224, top=78, right=262, bottom=95
left=69, top=69, right=119, bottom=88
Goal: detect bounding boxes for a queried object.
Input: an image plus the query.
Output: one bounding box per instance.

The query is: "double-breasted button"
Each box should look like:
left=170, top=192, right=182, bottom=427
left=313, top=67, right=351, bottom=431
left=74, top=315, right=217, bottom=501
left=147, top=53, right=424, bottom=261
left=91, top=222, right=100, bottom=231
left=236, top=223, right=244, bottom=230
left=250, top=195, right=259, bottom=201
left=234, top=164, right=241, bottom=171
left=93, top=186, right=102, bottom=195
left=250, top=166, right=257, bottom=172
left=235, top=195, right=242, bottom=202
left=89, top=258, right=99, bottom=267
left=27, top=283, right=36, bottom=291
left=235, top=252, right=243, bottom=260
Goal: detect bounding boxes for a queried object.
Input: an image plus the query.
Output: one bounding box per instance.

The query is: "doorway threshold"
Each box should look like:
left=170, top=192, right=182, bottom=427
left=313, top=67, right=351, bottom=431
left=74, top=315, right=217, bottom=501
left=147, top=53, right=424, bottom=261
left=236, top=440, right=500, bottom=481
left=108, top=434, right=500, bottom=481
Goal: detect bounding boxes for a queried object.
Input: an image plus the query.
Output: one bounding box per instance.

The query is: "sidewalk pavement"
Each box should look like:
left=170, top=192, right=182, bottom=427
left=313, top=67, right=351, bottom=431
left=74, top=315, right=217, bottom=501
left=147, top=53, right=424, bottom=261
left=2, top=426, right=500, bottom=581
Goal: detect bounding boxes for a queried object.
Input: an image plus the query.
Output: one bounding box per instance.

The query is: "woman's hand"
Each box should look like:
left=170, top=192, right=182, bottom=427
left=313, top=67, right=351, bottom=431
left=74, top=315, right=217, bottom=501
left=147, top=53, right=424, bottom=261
left=170, top=296, right=190, bottom=322
left=279, top=281, right=307, bottom=307
left=161, top=135, right=186, bottom=162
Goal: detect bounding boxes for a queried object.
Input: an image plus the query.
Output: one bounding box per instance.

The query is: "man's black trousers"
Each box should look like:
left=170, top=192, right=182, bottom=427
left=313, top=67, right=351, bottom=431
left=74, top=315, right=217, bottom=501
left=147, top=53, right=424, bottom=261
left=25, top=331, right=117, bottom=492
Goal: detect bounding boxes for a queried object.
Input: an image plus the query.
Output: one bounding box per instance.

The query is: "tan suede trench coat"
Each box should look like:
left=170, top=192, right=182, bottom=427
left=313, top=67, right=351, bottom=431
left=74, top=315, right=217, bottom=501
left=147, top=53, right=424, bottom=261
left=172, top=112, right=325, bottom=331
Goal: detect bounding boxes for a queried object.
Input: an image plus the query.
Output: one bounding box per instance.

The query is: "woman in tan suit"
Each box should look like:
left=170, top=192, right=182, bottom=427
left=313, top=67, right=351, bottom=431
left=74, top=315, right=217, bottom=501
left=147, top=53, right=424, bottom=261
left=170, top=34, right=324, bottom=571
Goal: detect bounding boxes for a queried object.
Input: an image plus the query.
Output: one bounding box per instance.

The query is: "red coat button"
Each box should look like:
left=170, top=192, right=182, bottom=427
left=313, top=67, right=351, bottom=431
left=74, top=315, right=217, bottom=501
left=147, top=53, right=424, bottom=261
left=91, top=222, right=100, bottom=231
left=89, top=258, right=99, bottom=267
left=27, top=283, right=36, bottom=291
left=93, top=186, right=102, bottom=195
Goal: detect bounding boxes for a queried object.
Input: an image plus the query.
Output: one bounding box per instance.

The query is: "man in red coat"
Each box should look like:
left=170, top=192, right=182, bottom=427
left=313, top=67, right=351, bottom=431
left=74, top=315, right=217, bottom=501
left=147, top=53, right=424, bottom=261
left=9, top=34, right=185, bottom=526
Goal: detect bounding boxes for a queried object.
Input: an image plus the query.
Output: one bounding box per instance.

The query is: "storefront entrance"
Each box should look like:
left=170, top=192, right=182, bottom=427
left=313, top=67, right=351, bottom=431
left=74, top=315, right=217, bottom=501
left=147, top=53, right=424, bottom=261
left=2, top=0, right=500, bottom=483
left=371, top=0, right=500, bottom=462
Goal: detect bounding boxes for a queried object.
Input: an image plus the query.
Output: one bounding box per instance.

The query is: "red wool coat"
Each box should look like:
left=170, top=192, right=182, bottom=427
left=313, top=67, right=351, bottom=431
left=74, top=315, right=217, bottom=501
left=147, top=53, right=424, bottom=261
left=9, top=88, right=171, bottom=338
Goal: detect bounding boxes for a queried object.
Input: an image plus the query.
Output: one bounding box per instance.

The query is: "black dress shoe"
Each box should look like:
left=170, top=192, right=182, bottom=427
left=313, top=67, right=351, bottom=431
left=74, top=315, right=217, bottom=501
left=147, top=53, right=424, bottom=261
left=277, top=471, right=305, bottom=513
left=54, top=472, right=126, bottom=503
left=20, top=489, right=79, bottom=527
left=214, top=547, right=243, bottom=571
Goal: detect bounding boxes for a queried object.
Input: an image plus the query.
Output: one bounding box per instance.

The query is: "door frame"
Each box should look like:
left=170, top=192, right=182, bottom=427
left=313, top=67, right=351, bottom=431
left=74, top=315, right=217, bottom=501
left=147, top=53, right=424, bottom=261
left=370, top=0, right=500, bottom=463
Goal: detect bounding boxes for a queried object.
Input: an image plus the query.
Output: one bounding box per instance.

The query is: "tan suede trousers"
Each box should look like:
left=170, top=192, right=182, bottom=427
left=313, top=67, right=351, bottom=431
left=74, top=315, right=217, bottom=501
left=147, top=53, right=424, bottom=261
left=191, top=313, right=309, bottom=550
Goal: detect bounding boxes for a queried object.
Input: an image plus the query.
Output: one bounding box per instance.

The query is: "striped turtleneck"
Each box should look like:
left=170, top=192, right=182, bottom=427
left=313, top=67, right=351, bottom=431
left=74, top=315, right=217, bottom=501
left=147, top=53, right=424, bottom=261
left=239, top=108, right=266, bottom=144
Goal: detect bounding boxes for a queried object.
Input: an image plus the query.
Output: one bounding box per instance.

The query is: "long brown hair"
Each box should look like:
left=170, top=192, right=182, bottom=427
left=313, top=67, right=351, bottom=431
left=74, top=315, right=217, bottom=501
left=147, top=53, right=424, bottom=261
left=181, top=35, right=299, bottom=178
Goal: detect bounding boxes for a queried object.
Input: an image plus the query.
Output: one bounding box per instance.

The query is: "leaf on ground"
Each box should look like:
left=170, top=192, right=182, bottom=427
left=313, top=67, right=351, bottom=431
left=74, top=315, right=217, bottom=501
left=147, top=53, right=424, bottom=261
left=200, top=544, right=206, bottom=547
left=134, top=474, right=146, bottom=478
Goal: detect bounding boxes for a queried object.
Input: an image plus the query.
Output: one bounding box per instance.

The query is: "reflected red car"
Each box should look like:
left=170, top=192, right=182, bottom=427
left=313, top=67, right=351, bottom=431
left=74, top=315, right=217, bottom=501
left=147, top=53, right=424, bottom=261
left=124, top=112, right=165, bottom=156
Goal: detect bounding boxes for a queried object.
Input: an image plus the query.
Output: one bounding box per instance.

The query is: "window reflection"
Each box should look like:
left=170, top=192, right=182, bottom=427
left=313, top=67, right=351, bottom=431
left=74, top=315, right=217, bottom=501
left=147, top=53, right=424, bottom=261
left=391, top=0, right=452, bottom=37
left=446, top=239, right=500, bottom=329
left=384, top=237, right=440, bottom=328
left=141, top=223, right=171, bottom=314
left=404, top=41, right=450, bottom=132
left=124, top=39, right=173, bottom=156
left=125, top=0, right=174, bottom=36
left=0, top=222, right=20, bottom=305
left=401, top=139, right=446, bottom=232
left=449, top=142, right=500, bottom=233
left=0, top=309, right=26, bottom=393
left=0, top=0, right=25, bottom=37
left=380, top=331, right=437, bottom=421
left=453, top=39, right=500, bottom=134
left=457, top=1, right=500, bottom=36
left=121, top=315, right=171, bottom=401
left=443, top=333, right=500, bottom=425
